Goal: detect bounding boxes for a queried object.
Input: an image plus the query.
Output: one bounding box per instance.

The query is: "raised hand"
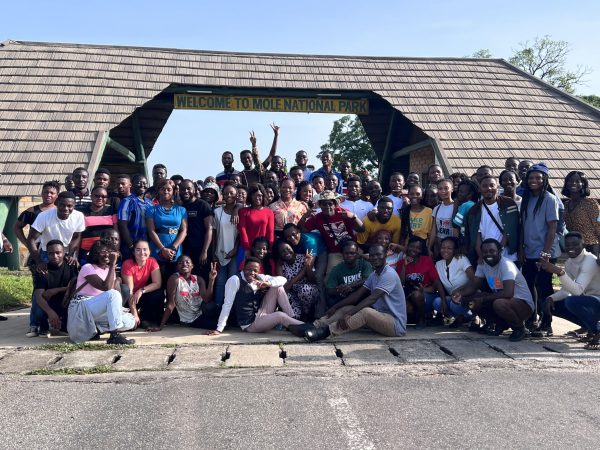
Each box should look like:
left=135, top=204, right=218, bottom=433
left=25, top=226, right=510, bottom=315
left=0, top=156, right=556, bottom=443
left=249, top=131, right=257, bottom=148
left=209, top=261, right=218, bottom=280
left=270, top=122, right=279, bottom=135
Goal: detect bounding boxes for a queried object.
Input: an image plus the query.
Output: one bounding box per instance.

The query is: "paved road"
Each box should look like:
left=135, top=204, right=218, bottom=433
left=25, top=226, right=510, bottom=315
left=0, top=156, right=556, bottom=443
left=1, top=365, right=599, bottom=449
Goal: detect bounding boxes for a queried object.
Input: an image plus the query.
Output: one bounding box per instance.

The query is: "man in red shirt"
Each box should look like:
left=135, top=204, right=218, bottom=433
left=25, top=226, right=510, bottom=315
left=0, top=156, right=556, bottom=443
left=300, top=191, right=365, bottom=272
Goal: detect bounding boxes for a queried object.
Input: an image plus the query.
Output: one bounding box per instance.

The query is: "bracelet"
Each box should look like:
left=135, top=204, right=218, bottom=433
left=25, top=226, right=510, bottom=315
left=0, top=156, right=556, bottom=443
left=540, top=251, right=551, bottom=258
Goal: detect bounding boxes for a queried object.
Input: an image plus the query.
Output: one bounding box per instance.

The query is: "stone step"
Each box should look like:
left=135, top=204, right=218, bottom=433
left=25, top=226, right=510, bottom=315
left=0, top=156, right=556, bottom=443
left=112, top=347, right=174, bottom=371
left=483, top=338, right=559, bottom=360
left=436, top=339, right=508, bottom=362
left=0, top=350, right=61, bottom=374
left=387, top=340, right=454, bottom=363
left=225, top=344, right=283, bottom=367
left=335, top=342, right=400, bottom=366
left=168, top=346, right=226, bottom=369
left=282, top=344, right=340, bottom=367
left=53, top=350, right=119, bottom=369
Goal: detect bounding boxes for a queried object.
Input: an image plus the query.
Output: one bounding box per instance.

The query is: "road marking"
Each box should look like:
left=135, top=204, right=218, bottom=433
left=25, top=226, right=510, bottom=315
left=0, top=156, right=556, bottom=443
left=326, top=384, right=376, bottom=450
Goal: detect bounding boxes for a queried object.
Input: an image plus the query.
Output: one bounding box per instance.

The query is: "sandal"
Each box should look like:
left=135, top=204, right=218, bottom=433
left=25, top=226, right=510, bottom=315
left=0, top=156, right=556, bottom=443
left=578, top=333, right=595, bottom=343
left=566, top=327, right=588, bottom=337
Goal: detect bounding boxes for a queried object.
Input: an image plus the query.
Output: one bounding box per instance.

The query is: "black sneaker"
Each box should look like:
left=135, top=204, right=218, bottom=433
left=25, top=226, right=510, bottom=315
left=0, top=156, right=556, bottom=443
left=531, top=325, right=553, bottom=338
left=304, top=326, right=330, bottom=342
left=106, top=333, right=135, bottom=345
left=509, top=327, right=527, bottom=342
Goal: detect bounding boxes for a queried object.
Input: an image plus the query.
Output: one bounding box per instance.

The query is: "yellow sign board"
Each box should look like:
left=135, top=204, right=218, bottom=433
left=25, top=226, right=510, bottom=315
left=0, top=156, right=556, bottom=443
left=174, top=94, right=369, bottom=115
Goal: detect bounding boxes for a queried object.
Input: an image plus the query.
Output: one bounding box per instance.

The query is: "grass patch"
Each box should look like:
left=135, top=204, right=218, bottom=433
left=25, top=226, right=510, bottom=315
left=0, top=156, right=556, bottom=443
left=0, top=268, right=32, bottom=312
left=38, top=342, right=135, bottom=352
left=27, top=365, right=114, bottom=376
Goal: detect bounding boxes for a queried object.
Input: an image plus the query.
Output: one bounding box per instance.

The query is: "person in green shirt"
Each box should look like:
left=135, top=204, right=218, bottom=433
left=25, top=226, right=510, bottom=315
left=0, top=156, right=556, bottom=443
left=326, top=240, right=372, bottom=307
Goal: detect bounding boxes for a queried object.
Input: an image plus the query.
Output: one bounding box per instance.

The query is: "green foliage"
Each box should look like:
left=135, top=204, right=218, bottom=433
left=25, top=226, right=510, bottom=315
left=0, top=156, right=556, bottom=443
left=471, top=49, right=492, bottom=59
left=38, top=342, right=135, bottom=352
left=579, top=95, right=600, bottom=109
left=508, top=35, right=591, bottom=94
left=319, top=115, right=378, bottom=175
left=27, top=365, right=114, bottom=376
left=0, top=268, right=32, bottom=312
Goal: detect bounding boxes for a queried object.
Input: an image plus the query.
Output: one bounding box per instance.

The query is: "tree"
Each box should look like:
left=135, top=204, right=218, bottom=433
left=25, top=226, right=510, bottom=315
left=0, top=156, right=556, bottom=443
left=579, top=95, right=600, bottom=109
left=319, top=115, right=378, bottom=175
left=472, top=36, right=592, bottom=94
left=508, top=35, right=591, bottom=94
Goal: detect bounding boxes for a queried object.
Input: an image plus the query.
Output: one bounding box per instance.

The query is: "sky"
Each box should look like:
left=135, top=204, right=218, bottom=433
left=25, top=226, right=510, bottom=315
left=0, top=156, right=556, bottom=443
left=2, top=0, right=599, bottom=180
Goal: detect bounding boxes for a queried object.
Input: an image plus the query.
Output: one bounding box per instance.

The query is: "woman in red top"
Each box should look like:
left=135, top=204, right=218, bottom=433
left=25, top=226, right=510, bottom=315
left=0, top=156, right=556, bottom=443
left=397, top=236, right=446, bottom=329
left=238, top=184, right=274, bottom=258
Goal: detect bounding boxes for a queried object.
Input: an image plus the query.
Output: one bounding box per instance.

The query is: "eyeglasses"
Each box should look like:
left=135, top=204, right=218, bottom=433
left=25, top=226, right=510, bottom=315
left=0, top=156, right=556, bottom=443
left=93, top=194, right=108, bottom=199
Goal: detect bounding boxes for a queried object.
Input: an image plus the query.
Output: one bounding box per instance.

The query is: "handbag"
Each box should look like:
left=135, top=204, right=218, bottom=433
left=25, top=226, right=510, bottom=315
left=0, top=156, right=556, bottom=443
left=62, top=279, right=89, bottom=308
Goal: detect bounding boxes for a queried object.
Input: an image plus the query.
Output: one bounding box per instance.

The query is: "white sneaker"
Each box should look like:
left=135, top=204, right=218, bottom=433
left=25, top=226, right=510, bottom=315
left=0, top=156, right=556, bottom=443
left=26, top=326, right=38, bottom=337
left=38, top=329, right=51, bottom=338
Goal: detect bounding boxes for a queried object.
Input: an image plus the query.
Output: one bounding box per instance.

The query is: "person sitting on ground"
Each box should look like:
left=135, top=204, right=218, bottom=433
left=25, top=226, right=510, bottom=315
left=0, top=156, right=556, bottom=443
left=399, top=185, right=433, bottom=245
left=207, top=257, right=305, bottom=335
left=148, top=257, right=221, bottom=332
left=357, top=196, right=401, bottom=250
left=326, top=240, right=372, bottom=308
left=432, top=237, right=476, bottom=328
left=276, top=241, right=319, bottom=321
left=396, top=236, right=446, bottom=329
left=340, top=176, right=373, bottom=221
left=451, top=239, right=534, bottom=341
left=66, top=241, right=135, bottom=344
left=121, top=240, right=164, bottom=328
left=299, top=190, right=365, bottom=272
left=29, top=240, right=78, bottom=337
left=240, top=236, right=275, bottom=275
left=538, top=232, right=600, bottom=344
left=302, top=244, right=407, bottom=341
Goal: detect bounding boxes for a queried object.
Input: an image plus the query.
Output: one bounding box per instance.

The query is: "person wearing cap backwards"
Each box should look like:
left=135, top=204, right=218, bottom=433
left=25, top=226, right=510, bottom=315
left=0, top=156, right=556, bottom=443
left=520, top=162, right=564, bottom=333
left=200, top=181, right=220, bottom=209
left=299, top=190, right=365, bottom=272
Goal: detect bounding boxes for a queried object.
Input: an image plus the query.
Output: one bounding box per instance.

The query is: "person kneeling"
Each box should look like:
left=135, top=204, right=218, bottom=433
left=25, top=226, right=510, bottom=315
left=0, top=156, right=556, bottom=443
left=303, top=244, right=406, bottom=342
left=148, top=256, right=221, bottom=332
left=67, top=241, right=135, bottom=344
left=452, top=239, right=534, bottom=342
left=207, top=257, right=304, bottom=335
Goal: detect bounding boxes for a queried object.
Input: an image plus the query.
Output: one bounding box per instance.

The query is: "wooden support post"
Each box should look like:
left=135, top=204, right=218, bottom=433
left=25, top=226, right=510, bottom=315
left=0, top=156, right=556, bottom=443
left=106, top=137, right=136, bottom=163
left=379, top=109, right=397, bottom=183
left=132, top=111, right=148, bottom=178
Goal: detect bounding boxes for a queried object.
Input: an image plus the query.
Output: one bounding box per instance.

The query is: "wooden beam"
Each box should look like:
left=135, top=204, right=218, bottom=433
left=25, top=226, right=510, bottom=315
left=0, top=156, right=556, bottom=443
left=391, top=139, right=432, bottom=159
left=131, top=111, right=148, bottom=177
left=430, top=137, right=454, bottom=176
left=106, top=137, right=136, bottom=163
left=378, top=109, right=397, bottom=183
left=87, top=130, right=109, bottom=177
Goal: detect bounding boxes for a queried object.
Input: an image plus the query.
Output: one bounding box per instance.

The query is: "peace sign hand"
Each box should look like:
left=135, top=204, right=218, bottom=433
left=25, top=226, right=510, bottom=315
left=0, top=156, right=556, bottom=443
left=249, top=131, right=257, bottom=148
left=209, top=261, right=218, bottom=281
left=270, top=122, right=279, bottom=136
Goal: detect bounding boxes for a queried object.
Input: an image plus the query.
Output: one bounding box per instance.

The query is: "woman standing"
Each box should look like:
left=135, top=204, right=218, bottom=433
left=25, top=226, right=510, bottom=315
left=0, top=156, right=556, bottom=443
left=67, top=241, right=135, bottom=344
left=399, top=185, right=433, bottom=245
left=276, top=241, right=319, bottom=321
left=432, top=237, right=476, bottom=327
left=78, top=186, right=118, bottom=265
left=429, top=179, right=454, bottom=258
left=121, top=240, right=163, bottom=327
left=270, top=178, right=309, bottom=236
left=238, top=183, right=274, bottom=258
left=562, top=171, right=600, bottom=254
left=146, top=178, right=188, bottom=277
left=213, top=183, right=240, bottom=306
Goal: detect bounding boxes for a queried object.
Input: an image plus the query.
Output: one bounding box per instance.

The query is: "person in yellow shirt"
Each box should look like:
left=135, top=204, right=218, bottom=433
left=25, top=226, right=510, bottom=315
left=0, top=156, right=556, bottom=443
left=357, top=197, right=401, bottom=247
left=400, top=185, right=433, bottom=245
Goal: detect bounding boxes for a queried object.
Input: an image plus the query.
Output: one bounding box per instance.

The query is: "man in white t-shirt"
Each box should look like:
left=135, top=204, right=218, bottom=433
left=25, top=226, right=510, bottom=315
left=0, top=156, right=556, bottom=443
left=27, top=191, right=85, bottom=273
left=340, top=176, right=373, bottom=221
left=388, top=172, right=406, bottom=217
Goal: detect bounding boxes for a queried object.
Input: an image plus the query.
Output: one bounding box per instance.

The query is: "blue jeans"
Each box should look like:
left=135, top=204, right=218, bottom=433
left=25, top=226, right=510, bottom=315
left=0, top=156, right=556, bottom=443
left=424, top=292, right=437, bottom=315
left=29, top=249, right=50, bottom=328
left=432, top=296, right=470, bottom=318
left=564, top=296, right=600, bottom=333
left=214, top=259, right=238, bottom=306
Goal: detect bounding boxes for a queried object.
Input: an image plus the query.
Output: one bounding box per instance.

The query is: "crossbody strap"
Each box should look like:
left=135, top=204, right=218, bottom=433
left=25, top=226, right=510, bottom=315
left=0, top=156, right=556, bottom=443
left=482, top=202, right=504, bottom=234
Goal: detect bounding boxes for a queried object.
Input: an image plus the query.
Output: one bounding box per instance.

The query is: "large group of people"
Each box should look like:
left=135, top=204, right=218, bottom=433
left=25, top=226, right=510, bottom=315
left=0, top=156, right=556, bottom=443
left=1, top=124, right=600, bottom=351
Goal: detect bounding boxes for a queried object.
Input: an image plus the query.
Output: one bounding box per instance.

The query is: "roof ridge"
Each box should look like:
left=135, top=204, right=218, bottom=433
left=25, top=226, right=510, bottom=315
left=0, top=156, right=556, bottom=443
left=3, top=39, right=505, bottom=63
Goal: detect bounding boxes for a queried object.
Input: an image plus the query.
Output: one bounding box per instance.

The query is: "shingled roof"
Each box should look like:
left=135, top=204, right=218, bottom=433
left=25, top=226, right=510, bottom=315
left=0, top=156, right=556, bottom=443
left=1, top=39, right=600, bottom=197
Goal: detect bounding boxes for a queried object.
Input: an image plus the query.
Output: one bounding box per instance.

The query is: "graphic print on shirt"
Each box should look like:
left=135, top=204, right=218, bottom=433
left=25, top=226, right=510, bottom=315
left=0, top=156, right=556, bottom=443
left=406, top=272, right=425, bottom=285
left=343, top=272, right=362, bottom=284
left=324, top=221, right=350, bottom=246
left=438, top=218, right=452, bottom=236
left=486, top=276, right=503, bottom=292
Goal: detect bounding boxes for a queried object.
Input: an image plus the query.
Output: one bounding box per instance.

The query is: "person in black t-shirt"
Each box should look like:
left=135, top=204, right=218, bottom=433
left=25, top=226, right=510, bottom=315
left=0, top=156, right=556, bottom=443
left=31, top=240, right=78, bottom=335
left=180, top=179, right=214, bottom=276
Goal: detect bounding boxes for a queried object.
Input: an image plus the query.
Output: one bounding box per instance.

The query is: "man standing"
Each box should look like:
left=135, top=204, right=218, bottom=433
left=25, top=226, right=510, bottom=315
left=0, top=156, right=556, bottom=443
left=110, top=174, right=132, bottom=211
left=145, top=163, right=168, bottom=201
left=216, top=151, right=239, bottom=187
left=339, top=161, right=355, bottom=196
left=118, top=174, right=153, bottom=260
left=288, top=166, right=305, bottom=186
left=366, top=180, right=383, bottom=207
left=30, top=240, right=78, bottom=337
left=340, top=177, right=373, bottom=221
left=295, top=150, right=312, bottom=181
left=93, top=168, right=111, bottom=190
left=464, top=175, right=519, bottom=265
left=27, top=191, right=85, bottom=272
left=180, top=179, right=214, bottom=275
left=388, top=172, right=406, bottom=217
left=326, top=240, right=372, bottom=307
left=239, top=124, right=279, bottom=187
left=537, top=232, right=600, bottom=338
left=310, top=151, right=343, bottom=194
left=70, top=167, right=92, bottom=210
left=302, top=244, right=406, bottom=341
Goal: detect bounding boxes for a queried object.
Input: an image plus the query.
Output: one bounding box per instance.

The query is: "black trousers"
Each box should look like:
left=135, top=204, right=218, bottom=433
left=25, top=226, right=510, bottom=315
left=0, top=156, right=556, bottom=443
left=137, top=289, right=166, bottom=324
left=522, top=258, right=556, bottom=326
